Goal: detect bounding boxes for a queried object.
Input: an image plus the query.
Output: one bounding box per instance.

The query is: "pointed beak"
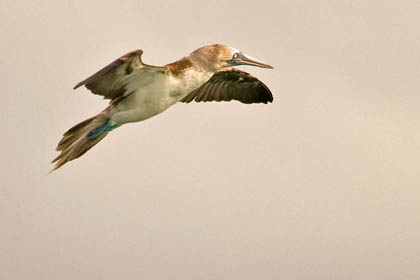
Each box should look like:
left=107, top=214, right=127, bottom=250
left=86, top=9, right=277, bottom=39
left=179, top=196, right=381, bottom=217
left=227, top=52, right=273, bottom=69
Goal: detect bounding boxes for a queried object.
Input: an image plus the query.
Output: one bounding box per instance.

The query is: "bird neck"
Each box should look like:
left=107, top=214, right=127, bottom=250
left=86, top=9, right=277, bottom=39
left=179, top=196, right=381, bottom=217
left=166, top=57, right=194, bottom=75
left=166, top=56, right=215, bottom=77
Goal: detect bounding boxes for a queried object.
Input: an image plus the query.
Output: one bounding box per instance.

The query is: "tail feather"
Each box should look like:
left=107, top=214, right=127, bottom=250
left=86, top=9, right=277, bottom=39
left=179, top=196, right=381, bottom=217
left=51, top=112, right=111, bottom=172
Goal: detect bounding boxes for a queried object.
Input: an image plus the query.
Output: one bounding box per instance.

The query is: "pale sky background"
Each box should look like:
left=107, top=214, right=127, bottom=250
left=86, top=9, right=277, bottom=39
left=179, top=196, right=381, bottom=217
left=1, top=0, right=420, bottom=279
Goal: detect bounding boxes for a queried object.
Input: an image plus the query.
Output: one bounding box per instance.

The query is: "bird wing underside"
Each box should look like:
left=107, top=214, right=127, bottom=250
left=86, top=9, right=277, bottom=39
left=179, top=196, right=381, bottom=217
left=73, top=49, right=166, bottom=102
left=180, top=68, right=273, bottom=104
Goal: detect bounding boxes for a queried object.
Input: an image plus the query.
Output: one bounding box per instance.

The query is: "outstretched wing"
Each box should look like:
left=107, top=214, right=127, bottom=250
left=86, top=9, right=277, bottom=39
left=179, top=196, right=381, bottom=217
left=74, top=49, right=166, bottom=101
left=180, top=68, right=273, bottom=104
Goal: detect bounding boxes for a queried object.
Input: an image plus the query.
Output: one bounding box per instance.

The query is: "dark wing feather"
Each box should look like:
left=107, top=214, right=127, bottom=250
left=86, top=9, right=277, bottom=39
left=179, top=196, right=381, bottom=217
left=73, top=49, right=164, bottom=101
left=180, top=68, right=273, bottom=104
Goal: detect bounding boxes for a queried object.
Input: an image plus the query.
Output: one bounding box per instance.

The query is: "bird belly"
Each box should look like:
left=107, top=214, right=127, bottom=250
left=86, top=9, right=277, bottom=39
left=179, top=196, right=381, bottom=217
left=110, top=78, right=183, bottom=125
left=110, top=69, right=212, bottom=125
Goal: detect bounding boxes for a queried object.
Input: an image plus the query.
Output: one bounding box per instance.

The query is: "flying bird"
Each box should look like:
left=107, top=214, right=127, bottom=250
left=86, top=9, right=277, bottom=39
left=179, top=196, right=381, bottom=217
left=52, top=44, right=273, bottom=171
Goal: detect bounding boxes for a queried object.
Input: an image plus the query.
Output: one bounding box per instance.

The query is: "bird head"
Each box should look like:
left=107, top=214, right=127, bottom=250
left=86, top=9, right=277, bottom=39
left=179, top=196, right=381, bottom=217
left=190, top=44, right=273, bottom=71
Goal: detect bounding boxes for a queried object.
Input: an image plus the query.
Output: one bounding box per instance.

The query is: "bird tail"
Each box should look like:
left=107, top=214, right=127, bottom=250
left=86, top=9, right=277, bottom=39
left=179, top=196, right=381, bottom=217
left=51, top=108, right=116, bottom=172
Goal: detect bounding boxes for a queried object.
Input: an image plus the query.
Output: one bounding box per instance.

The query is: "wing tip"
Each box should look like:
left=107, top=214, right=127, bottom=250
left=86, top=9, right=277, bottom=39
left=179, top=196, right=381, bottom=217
left=73, top=82, right=84, bottom=90
left=267, top=93, right=274, bottom=103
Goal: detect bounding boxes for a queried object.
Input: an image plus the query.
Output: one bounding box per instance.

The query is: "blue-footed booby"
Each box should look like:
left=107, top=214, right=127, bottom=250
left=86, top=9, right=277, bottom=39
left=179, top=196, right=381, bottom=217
left=52, top=44, right=273, bottom=171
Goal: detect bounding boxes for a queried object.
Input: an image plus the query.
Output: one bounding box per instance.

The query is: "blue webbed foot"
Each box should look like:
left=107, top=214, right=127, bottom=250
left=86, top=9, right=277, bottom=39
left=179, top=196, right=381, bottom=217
left=87, top=120, right=117, bottom=140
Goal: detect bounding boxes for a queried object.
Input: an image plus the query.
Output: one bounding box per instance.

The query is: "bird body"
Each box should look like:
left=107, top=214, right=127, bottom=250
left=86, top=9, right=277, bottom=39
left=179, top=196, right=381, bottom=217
left=111, top=60, right=213, bottom=125
left=52, top=44, right=273, bottom=171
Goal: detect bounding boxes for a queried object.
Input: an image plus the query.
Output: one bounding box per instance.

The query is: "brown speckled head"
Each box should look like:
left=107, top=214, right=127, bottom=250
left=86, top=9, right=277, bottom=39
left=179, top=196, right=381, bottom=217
left=190, top=44, right=237, bottom=71
left=190, top=44, right=273, bottom=72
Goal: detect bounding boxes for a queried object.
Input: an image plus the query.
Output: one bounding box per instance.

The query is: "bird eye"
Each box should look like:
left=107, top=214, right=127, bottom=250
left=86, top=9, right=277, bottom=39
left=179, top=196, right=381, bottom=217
left=232, top=53, right=239, bottom=59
